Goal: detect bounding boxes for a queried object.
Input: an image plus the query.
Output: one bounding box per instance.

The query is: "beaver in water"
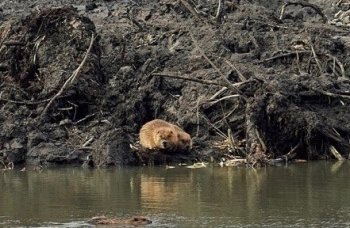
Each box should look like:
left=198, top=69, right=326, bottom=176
left=87, top=216, right=152, bottom=226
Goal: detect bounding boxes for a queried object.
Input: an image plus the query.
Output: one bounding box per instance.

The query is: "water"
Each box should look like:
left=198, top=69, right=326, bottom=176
left=1, top=161, right=350, bottom=227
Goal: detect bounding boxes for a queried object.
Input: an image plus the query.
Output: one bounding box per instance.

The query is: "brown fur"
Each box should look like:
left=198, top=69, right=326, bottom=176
left=88, top=216, right=151, bottom=225
left=139, top=119, right=178, bottom=151
left=172, top=124, right=192, bottom=152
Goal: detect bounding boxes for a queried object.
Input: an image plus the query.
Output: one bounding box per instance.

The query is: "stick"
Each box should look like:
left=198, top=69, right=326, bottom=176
left=74, top=112, right=98, bottom=125
left=180, top=0, right=201, bottom=20
left=259, top=51, right=310, bottom=63
left=0, top=97, right=51, bottom=105
left=329, top=145, right=345, bottom=161
left=82, top=136, right=95, bottom=147
left=189, top=32, right=248, bottom=101
left=224, top=59, right=247, bottom=82
left=152, top=72, right=224, bottom=86
left=201, top=114, right=227, bottom=139
left=325, top=53, right=346, bottom=78
left=281, top=141, right=301, bottom=160
left=280, top=0, right=327, bottom=22
left=205, top=94, right=240, bottom=106
left=196, top=97, right=201, bottom=137
left=309, top=39, right=323, bottom=74
left=41, top=34, right=95, bottom=117
left=254, top=128, right=266, bottom=152
left=209, top=87, right=227, bottom=100
left=215, top=0, right=224, bottom=23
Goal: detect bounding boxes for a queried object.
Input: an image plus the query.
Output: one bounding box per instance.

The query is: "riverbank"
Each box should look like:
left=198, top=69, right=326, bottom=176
left=1, top=0, right=350, bottom=168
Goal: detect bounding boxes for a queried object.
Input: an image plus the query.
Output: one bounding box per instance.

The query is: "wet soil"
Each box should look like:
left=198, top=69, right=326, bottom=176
left=1, top=0, right=350, bottom=167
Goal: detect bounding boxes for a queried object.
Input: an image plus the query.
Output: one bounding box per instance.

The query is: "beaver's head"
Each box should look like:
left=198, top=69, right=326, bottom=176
left=128, top=216, right=152, bottom=225
left=177, top=132, right=192, bottom=151
left=155, top=128, right=175, bottom=149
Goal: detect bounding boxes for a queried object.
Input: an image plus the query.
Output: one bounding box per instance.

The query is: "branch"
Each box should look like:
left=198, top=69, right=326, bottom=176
left=280, top=0, right=327, bottom=23
left=329, top=145, right=345, bottom=161
left=41, top=34, right=95, bottom=117
left=189, top=32, right=248, bottom=101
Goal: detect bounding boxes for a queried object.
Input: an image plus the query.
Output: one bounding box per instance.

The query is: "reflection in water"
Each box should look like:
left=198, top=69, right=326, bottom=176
left=1, top=162, right=350, bottom=227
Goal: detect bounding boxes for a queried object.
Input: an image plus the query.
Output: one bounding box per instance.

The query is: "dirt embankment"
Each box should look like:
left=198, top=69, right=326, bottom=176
left=1, top=0, right=350, bottom=168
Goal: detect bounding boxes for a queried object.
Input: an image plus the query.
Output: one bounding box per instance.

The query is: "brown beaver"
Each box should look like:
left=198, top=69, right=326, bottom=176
left=139, top=119, right=178, bottom=151
left=172, top=124, right=192, bottom=152
left=88, top=216, right=151, bottom=226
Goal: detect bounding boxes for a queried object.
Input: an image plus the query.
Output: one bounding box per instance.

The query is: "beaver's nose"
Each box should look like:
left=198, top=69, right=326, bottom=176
left=162, top=141, right=169, bottom=148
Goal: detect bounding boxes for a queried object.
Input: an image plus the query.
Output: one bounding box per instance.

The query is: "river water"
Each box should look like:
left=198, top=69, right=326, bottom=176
left=1, top=161, right=350, bottom=227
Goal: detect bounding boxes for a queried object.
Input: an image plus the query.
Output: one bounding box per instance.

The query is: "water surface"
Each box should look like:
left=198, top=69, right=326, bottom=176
left=1, top=161, right=350, bottom=227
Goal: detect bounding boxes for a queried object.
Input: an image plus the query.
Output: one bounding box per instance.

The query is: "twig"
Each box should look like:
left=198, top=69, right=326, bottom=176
left=224, top=59, right=247, bottom=82
left=67, top=101, right=78, bottom=120
left=3, top=41, right=26, bottom=46
left=296, top=50, right=302, bottom=74
left=329, top=145, right=345, bottom=161
left=209, top=87, right=227, bottom=100
left=260, top=50, right=347, bottom=78
left=336, top=0, right=343, bottom=7
left=41, top=34, right=95, bottom=117
left=0, top=23, right=12, bottom=48
left=279, top=3, right=286, bottom=20
left=308, top=87, right=350, bottom=100
left=248, top=19, right=290, bottom=29
left=179, top=0, right=201, bottom=20
left=254, top=128, right=266, bottom=152
left=189, top=32, right=248, bottom=101
left=82, top=136, right=95, bottom=147
left=280, top=141, right=301, bottom=160
left=279, top=0, right=328, bottom=23
left=309, top=39, right=323, bottom=74
left=74, top=112, right=98, bottom=125
left=152, top=72, right=224, bottom=86
left=201, top=114, right=227, bottom=139
left=0, top=96, right=51, bottom=105
left=259, top=50, right=310, bottom=63
left=227, top=128, right=235, bottom=150
left=205, top=94, right=240, bottom=106
left=215, top=0, right=224, bottom=23
left=33, top=36, right=45, bottom=66
left=325, top=53, right=346, bottom=78
left=196, top=97, right=201, bottom=137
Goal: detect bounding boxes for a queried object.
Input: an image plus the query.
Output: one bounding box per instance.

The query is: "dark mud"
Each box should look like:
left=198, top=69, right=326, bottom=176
left=1, top=0, right=350, bottom=168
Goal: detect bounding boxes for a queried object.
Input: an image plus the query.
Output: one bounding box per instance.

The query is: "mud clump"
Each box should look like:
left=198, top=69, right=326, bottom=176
left=0, top=7, right=104, bottom=166
left=1, top=1, right=350, bottom=167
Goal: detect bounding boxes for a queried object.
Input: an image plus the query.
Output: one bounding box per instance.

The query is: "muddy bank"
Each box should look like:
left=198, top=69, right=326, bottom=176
left=1, top=0, right=350, bottom=168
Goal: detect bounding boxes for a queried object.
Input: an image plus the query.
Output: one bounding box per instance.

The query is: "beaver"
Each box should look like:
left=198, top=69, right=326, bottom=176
left=139, top=119, right=178, bottom=151
left=172, top=124, right=192, bottom=152
left=88, top=216, right=151, bottom=226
